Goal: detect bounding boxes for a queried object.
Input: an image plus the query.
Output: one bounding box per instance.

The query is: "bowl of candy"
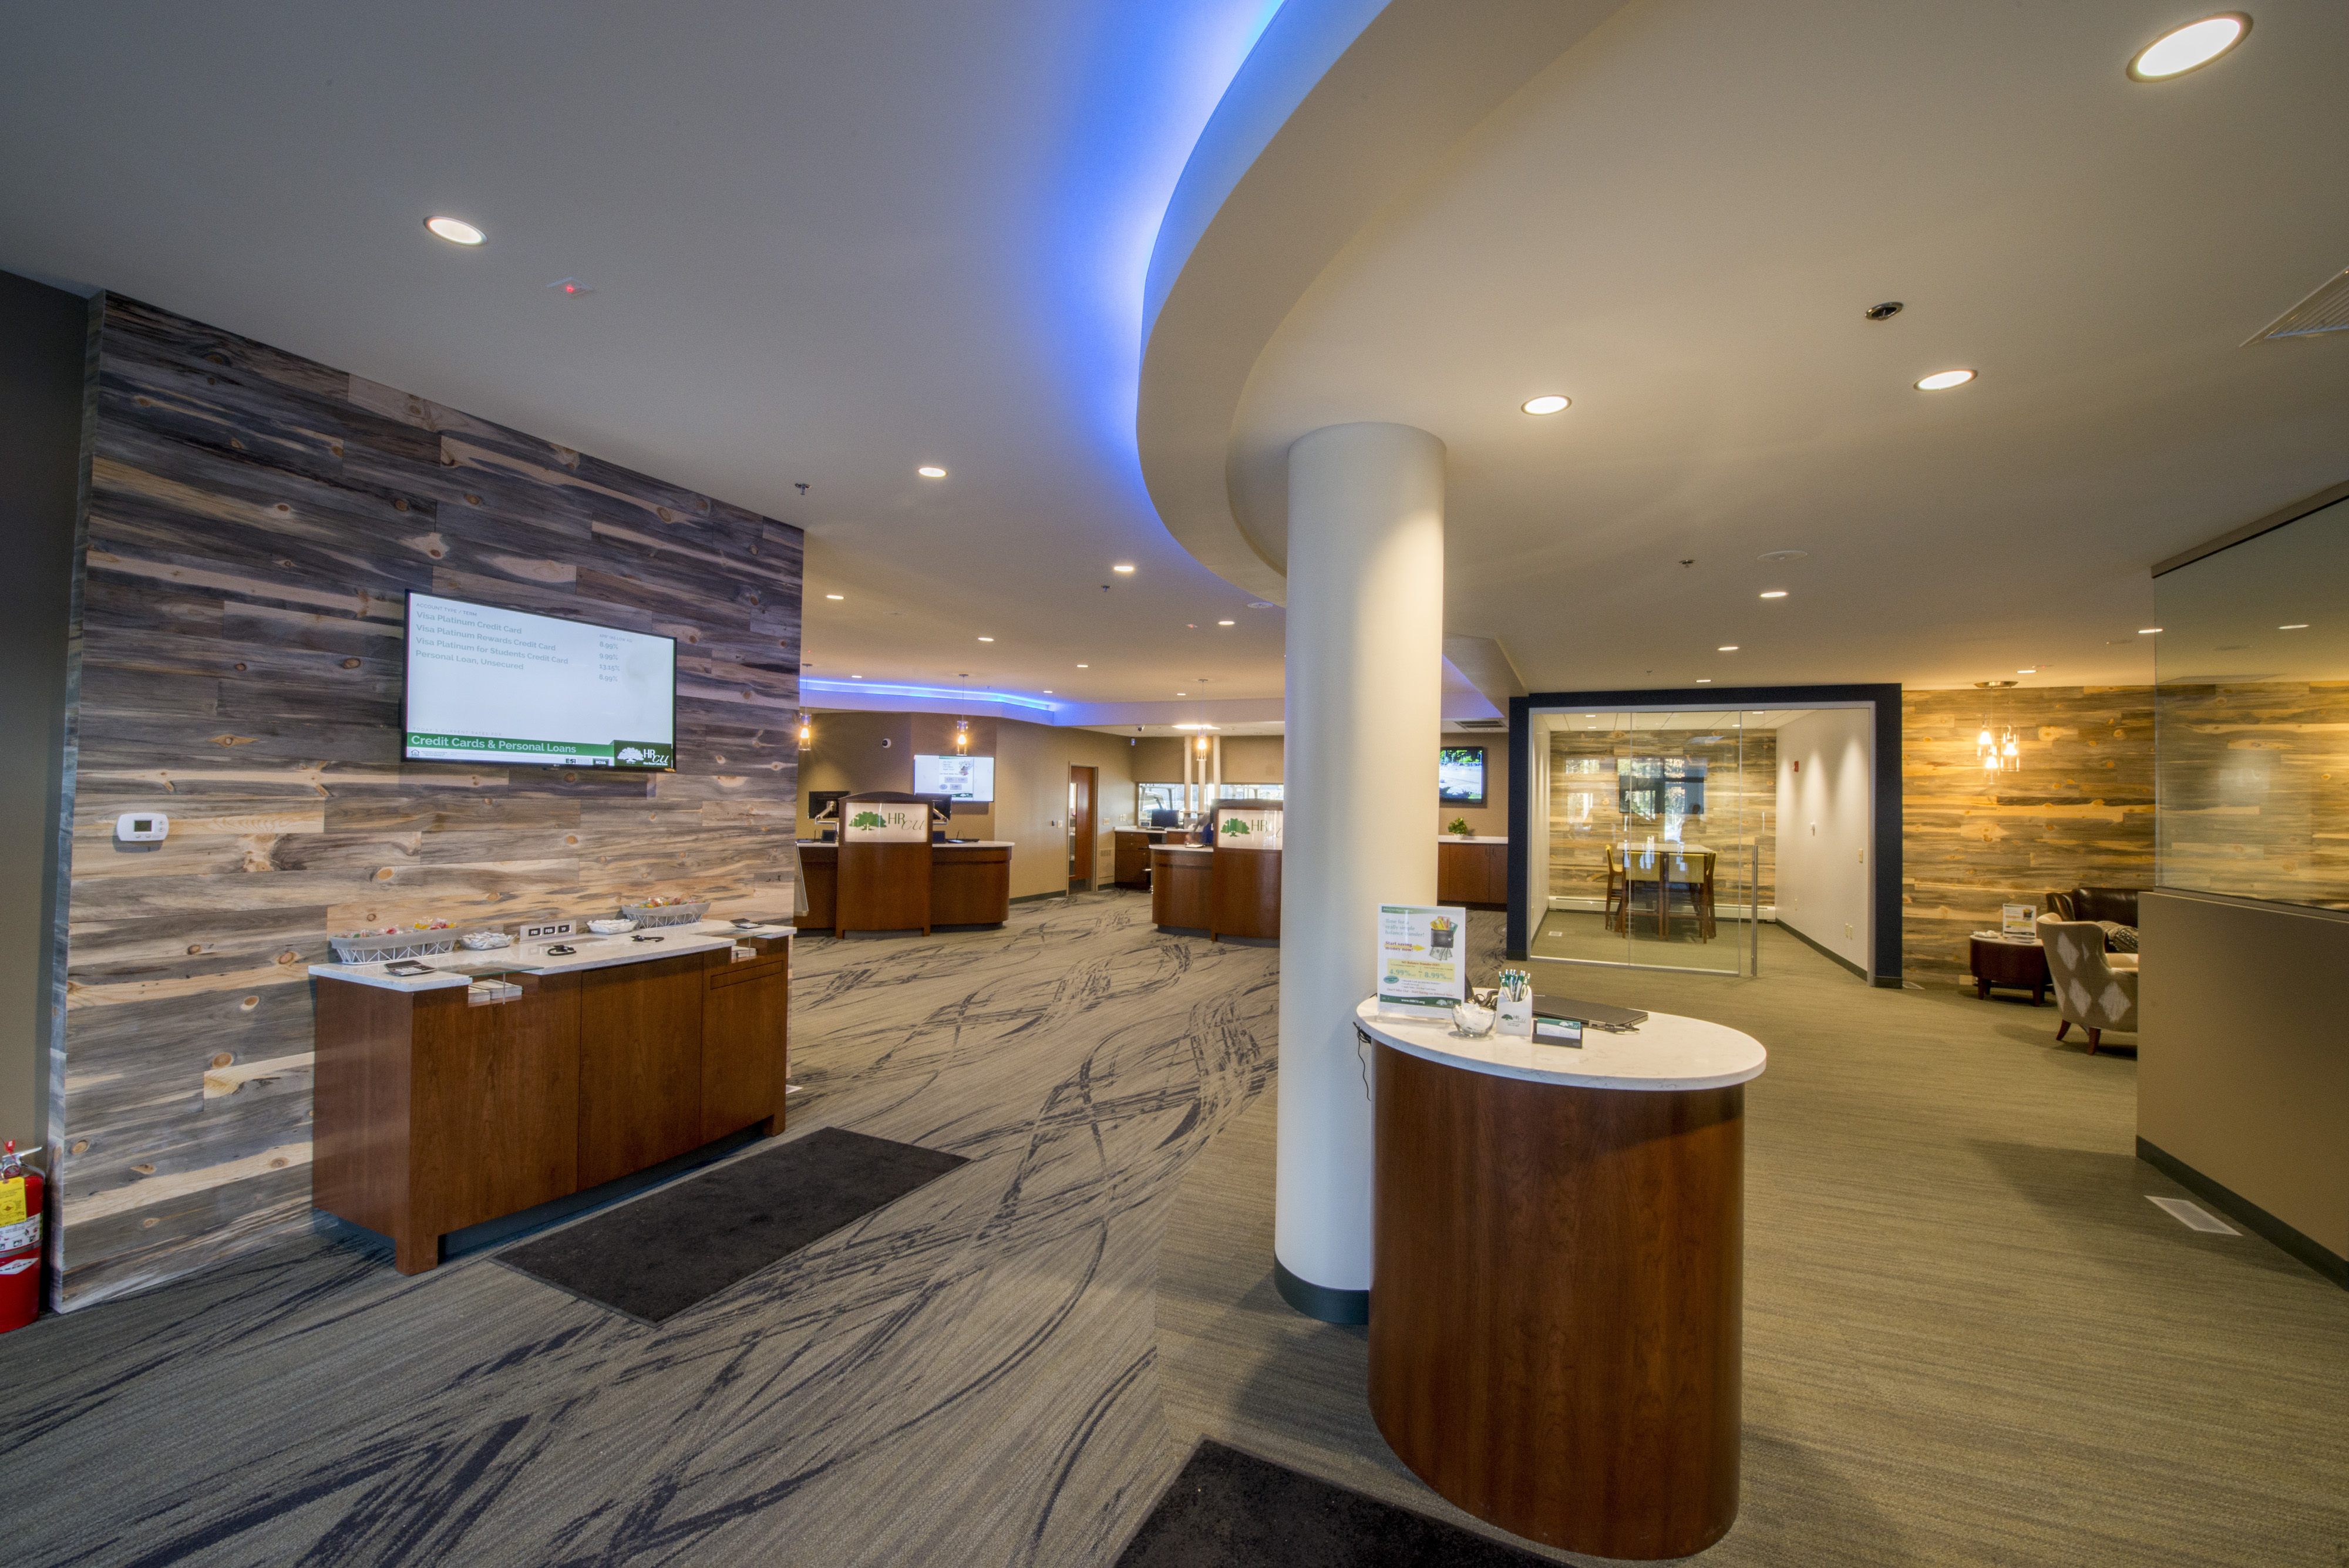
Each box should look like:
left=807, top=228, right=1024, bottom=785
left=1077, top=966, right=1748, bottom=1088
left=619, top=895, right=711, bottom=929
left=586, top=918, right=637, bottom=936
left=459, top=930, right=514, bottom=950
left=331, top=920, right=459, bottom=963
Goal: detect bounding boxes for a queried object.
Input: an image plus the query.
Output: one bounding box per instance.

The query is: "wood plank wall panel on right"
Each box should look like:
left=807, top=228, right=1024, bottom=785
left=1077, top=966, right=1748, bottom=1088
left=54, top=294, right=803, bottom=1308
left=1902, top=686, right=2154, bottom=982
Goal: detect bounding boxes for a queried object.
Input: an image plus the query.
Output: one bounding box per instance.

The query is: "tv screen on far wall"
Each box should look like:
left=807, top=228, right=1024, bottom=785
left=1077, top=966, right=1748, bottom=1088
left=1438, top=746, right=1486, bottom=807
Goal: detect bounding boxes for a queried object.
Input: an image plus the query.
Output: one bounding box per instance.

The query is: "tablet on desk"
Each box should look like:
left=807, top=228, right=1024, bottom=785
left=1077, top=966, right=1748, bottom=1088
left=382, top=960, right=438, bottom=978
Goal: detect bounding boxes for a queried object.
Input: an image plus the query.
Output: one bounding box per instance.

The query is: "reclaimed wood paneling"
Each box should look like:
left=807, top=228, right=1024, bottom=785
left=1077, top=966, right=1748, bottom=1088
left=2155, top=682, right=2349, bottom=910
left=1901, top=687, right=2153, bottom=984
left=55, top=294, right=802, bottom=1306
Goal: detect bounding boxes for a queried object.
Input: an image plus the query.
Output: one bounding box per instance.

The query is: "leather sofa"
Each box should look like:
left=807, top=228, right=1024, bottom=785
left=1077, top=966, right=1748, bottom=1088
left=2042, top=887, right=2140, bottom=926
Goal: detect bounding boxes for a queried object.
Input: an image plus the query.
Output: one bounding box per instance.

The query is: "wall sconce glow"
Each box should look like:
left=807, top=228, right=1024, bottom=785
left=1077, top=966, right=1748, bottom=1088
left=917, top=466, right=948, bottom=479
left=1520, top=395, right=1571, bottom=415
left=1112, top=563, right=1136, bottom=574
left=424, top=216, right=486, bottom=246
left=2129, top=14, right=2249, bottom=80
left=1914, top=369, right=1976, bottom=391
left=1759, top=590, right=1788, bottom=599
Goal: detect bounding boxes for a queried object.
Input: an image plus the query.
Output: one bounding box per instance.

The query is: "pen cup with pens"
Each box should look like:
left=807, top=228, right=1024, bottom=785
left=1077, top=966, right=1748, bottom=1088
left=1495, top=970, right=1533, bottom=1037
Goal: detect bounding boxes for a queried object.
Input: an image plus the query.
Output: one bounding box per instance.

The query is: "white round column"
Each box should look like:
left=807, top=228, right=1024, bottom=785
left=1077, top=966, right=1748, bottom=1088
left=1277, top=421, right=1445, bottom=1323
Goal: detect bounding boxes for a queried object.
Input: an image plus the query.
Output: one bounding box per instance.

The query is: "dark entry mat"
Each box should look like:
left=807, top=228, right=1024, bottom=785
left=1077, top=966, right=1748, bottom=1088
left=499, top=1126, right=967, bottom=1324
left=1117, top=1440, right=1551, bottom=1566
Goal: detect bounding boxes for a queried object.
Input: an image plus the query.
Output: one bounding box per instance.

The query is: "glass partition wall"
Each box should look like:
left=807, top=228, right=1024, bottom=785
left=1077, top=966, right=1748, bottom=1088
left=2154, top=494, right=2349, bottom=909
left=1530, top=709, right=1768, bottom=977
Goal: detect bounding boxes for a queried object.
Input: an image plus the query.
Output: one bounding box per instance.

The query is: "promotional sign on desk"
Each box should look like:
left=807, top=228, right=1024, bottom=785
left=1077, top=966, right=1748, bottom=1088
left=1377, top=904, right=1469, bottom=1017
left=1217, top=806, right=1283, bottom=850
left=842, top=803, right=928, bottom=842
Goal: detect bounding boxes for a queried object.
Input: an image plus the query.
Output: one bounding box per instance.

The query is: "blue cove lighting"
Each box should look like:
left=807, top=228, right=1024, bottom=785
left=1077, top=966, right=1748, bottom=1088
left=802, top=678, right=1059, bottom=714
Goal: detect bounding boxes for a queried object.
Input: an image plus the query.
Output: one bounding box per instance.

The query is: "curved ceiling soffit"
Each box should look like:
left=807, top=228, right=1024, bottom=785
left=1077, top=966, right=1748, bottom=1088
left=1138, top=0, right=1633, bottom=603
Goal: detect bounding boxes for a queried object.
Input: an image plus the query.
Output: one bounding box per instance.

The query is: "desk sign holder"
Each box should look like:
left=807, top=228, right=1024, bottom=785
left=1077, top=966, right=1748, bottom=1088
left=1377, top=903, right=1469, bottom=1018
left=2001, top=903, right=2038, bottom=938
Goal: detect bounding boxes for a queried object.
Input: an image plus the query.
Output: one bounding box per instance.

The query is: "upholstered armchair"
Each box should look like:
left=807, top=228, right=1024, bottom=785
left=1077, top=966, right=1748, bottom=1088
left=2037, top=915, right=2138, bottom=1055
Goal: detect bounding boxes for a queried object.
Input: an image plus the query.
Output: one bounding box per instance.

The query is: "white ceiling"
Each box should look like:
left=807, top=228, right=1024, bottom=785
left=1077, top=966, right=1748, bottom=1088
left=0, top=0, right=1293, bottom=709
left=1214, top=0, right=2349, bottom=692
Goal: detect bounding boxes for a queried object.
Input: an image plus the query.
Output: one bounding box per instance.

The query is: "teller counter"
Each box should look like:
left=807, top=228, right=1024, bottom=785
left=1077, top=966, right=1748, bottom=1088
left=795, top=840, right=1012, bottom=936
left=1356, top=1000, right=1765, bottom=1560
left=1150, top=843, right=1280, bottom=943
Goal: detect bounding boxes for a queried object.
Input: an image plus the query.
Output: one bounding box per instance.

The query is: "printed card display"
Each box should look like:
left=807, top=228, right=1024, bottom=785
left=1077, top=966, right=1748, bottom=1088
left=1217, top=806, right=1283, bottom=850
left=2001, top=903, right=2038, bottom=937
left=1377, top=904, right=1469, bottom=1017
left=842, top=802, right=930, bottom=843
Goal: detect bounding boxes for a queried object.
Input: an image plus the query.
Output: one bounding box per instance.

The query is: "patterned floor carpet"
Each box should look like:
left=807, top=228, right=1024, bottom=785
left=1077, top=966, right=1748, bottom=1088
left=5, top=890, right=2347, bottom=1567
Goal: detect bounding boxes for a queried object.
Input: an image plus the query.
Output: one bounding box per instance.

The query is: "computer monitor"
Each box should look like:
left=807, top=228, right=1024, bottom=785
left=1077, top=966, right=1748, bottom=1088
left=809, top=789, right=849, bottom=822
left=1149, top=809, right=1182, bottom=829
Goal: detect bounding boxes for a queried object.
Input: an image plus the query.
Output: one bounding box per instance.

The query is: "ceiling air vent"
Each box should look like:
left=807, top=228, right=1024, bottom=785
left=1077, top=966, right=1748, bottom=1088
left=2246, top=267, right=2349, bottom=344
left=1451, top=718, right=1507, bottom=729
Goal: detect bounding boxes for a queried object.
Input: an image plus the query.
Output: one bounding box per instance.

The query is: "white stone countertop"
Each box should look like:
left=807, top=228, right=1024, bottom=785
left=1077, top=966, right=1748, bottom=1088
left=1152, top=844, right=1215, bottom=856
left=311, top=920, right=796, bottom=993
left=1354, top=998, right=1766, bottom=1092
left=1438, top=835, right=1510, bottom=844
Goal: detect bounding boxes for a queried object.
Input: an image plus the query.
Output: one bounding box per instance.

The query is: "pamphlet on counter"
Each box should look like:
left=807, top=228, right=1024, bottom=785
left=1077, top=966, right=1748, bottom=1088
left=1377, top=904, right=1469, bottom=1017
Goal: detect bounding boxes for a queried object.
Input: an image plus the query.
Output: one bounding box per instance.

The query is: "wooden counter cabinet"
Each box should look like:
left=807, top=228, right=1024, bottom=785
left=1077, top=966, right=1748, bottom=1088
left=314, top=936, right=790, bottom=1274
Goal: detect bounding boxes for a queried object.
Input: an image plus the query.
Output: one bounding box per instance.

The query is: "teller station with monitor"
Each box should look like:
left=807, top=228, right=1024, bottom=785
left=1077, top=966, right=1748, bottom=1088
left=1145, top=799, right=1283, bottom=944
left=312, top=593, right=796, bottom=1274
left=796, top=762, right=1015, bottom=936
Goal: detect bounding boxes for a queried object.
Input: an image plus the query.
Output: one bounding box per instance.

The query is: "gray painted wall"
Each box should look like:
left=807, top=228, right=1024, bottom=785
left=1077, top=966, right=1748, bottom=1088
left=0, top=270, right=88, bottom=1162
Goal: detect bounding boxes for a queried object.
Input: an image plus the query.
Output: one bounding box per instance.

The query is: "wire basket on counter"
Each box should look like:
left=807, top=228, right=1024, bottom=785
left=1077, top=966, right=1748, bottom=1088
left=619, top=900, right=712, bottom=930
left=329, top=933, right=460, bottom=964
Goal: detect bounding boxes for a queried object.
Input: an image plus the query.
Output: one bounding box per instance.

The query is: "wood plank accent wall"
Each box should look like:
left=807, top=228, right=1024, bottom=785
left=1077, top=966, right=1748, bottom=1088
left=1547, top=728, right=1778, bottom=906
left=54, top=294, right=803, bottom=1307
left=1901, top=686, right=2153, bottom=982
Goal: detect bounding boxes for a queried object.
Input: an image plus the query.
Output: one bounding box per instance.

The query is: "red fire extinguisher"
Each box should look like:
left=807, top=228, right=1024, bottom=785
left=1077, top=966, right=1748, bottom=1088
left=0, top=1140, right=43, bottom=1333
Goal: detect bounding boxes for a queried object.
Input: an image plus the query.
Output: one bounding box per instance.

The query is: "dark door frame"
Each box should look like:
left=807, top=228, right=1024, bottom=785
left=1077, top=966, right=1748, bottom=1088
left=1507, top=684, right=1903, bottom=986
left=1068, top=764, right=1096, bottom=887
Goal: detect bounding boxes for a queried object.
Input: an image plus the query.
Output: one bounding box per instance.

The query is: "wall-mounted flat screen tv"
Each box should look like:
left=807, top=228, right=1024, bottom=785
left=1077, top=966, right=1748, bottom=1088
left=403, top=591, right=677, bottom=768
left=1438, top=746, right=1487, bottom=806
left=913, top=753, right=995, bottom=802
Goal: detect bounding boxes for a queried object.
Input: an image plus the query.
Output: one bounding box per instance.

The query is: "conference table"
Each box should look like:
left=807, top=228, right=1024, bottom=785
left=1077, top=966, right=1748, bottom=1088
left=1613, top=842, right=1718, bottom=940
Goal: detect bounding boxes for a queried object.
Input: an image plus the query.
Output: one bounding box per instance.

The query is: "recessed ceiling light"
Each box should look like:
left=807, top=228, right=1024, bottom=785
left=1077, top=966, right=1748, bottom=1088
left=1718, top=645, right=1739, bottom=652
left=1760, top=590, right=1788, bottom=599
left=1521, top=395, right=1571, bottom=415
left=977, top=636, right=994, bottom=642
left=1176, top=691, right=1187, bottom=696
left=1112, top=563, right=1135, bottom=574
left=1758, top=549, right=1808, bottom=563
left=851, top=674, right=863, bottom=680
left=2018, top=667, right=2039, bottom=674
left=917, top=466, right=947, bottom=479
left=1217, top=619, right=1235, bottom=626
left=2280, top=623, right=2309, bottom=630
left=1914, top=369, right=1976, bottom=391
left=1043, top=689, right=1053, bottom=694
left=2129, top=14, right=2250, bottom=80
left=824, top=593, right=844, bottom=600
left=424, top=216, right=485, bottom=246
left=1695, top=678, right=1712, bottom=683
left=2139, top=627, right=2163, bottom=634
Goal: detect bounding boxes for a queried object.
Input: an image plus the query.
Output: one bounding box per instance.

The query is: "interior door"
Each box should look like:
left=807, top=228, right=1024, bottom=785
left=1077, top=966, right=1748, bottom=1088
left=1069, top=765, right=1096, bottom=885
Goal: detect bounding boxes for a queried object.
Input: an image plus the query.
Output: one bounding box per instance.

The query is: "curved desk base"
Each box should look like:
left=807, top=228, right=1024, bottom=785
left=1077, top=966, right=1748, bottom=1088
left=1369, top=1041, right=1744, bottom=1560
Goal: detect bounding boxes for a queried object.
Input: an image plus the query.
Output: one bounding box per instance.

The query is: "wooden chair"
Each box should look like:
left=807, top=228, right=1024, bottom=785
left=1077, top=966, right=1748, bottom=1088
left=1662, top=850, right=1717, bottom=940
left=1608, top=844, right=1661, bottom=934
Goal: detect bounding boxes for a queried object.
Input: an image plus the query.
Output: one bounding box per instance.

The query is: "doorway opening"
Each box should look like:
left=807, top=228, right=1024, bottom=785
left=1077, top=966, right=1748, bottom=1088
left=1068, top=765, right=1096, bottom=892
left=1512, top=696, right=1890, bottom=982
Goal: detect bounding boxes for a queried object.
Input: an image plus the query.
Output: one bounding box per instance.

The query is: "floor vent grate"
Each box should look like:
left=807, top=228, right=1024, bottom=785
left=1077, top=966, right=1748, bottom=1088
left=2245, top=267, right=2349, bottom=343
left=2149, top=1195, right=2239, bottom=1234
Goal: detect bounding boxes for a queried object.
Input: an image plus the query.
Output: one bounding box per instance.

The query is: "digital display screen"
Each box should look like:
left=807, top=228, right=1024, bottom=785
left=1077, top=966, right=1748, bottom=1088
left=1438, top=746, right=1487, bottom=806
left=403, top=592, right=677, bottom=768
left=913, top=753, right=995, bottom=802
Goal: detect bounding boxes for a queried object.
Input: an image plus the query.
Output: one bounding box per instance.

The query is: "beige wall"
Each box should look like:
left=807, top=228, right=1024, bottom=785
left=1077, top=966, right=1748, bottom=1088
left=796, top=712, right=1138, bottom=900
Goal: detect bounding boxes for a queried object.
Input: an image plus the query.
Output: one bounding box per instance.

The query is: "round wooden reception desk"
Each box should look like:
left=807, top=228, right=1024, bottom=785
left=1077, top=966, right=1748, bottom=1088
left=1354, top=1000, right=1766, bottom=1560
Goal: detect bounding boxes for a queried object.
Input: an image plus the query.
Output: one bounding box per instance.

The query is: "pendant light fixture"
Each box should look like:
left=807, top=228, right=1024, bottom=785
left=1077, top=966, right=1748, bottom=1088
left=797, top=712, right=813, bottom=749
left=954, top=719, right=970, bottom=753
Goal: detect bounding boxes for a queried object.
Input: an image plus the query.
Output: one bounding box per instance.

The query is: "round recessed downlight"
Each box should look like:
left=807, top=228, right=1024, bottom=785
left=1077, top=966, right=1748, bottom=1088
left=1521, top=395, right=1571, bottom=415
left=1217, top=620, right=1234, bottom=625
left=1112, top=563, right=1136, bottom=574
left=1915, top=369, right=1976, bottom=391
left=424, top=216, right=486, bottom=246
left=1718, top=645, right=1739, bottom=651
left=2139, top=627, right=2163, bottom=634
left=1695, top=678, right=1712, bottom=684
left=1077, top=663, right=1089, bottom=668
left=1760, top=590, right=1788, bottom=599
left=917, top=466, right=947, bottom=479
left=977, top=636, right=994, bottom=642
left=824, top=593, right=844, bottom=600
left=2280, top=623, right=2309, bottom=630
left=2129, top=14, right=2249, bottom=80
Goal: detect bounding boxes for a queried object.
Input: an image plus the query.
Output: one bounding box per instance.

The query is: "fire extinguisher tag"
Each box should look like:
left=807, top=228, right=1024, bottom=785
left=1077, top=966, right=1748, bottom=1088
left=0, top=1216, right=36, bottom=1251
left=0, top=1177, right=23, bottom=1226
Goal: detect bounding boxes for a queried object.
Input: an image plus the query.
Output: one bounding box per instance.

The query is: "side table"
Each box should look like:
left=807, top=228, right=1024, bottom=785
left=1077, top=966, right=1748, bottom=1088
left=1969, top=936, right=2047, bottom=1004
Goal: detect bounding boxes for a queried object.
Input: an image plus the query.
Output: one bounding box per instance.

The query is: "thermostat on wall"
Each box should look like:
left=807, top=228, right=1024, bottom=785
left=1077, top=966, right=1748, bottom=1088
left=116, top=812, right=169, bottom=842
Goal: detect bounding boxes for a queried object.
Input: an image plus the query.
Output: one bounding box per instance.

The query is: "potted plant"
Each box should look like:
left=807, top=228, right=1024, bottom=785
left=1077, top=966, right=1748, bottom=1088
left=1446, top=818, right=1470, bottom=837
